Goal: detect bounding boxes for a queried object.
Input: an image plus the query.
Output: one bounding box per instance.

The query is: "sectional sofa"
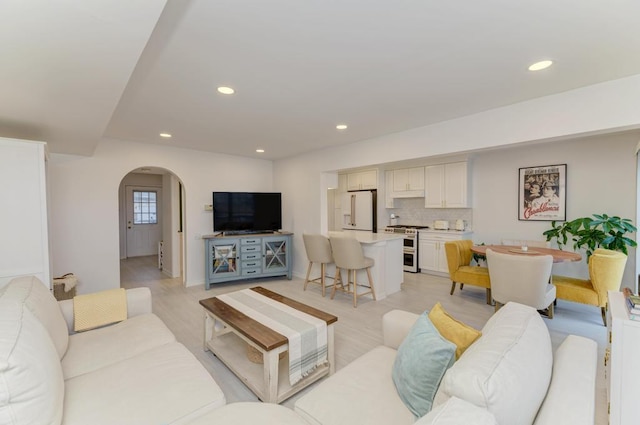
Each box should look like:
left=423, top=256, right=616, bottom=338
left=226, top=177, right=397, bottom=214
left=0, top=276, right=226, bottom=425
left=0, top=276, right=598, bottom=425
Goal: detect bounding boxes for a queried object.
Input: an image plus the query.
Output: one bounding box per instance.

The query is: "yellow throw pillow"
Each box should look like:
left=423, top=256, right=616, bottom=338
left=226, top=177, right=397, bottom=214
left=428, top=302, right=481, bottom=359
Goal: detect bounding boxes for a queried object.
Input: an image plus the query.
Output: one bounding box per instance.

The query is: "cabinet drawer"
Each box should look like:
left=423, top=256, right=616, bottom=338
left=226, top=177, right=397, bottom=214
left=241, top=252, right=261, bottom=261
left=241, top=245, right=261, bottom=253
left=242, top=259, right=261, bottom=268
left=241, top=238, right=261, bottom=246
left=242, top=267, right=262, bottom=277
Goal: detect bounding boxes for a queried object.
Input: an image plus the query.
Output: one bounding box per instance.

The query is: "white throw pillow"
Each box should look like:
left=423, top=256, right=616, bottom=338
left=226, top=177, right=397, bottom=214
left=438, top=302, right=552, bottom=425
left=1, top=276, right=69, bottom=358
left=0, top=300, right=64, bottom=425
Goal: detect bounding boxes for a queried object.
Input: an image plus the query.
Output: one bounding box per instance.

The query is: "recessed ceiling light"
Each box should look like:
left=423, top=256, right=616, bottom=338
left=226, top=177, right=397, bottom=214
left=256, top=149, right=265, bottom=153
left=159, top=133, right=172, bottom=138
left=528, top=60, right=553, bottom=71
left=217, top=86, right=235, bottom=95
left=336, top=124, right=348, bottom=130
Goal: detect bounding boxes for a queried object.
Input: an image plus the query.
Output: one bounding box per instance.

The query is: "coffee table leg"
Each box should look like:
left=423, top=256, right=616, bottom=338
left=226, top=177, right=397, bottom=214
left=263, top=350, right=279, bottom=403
left=327, top=325, right=335, bottom=375
left=203, top=311, right=214, bottom=352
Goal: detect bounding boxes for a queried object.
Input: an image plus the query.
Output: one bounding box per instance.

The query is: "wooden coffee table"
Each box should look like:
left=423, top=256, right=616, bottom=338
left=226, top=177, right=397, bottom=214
left=200, top=286, right=338, bottom=403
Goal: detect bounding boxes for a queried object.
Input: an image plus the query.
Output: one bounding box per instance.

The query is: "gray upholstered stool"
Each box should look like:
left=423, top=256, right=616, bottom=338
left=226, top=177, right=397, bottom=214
left=302, top=233, right=334, bottom=297
left=329, top=235, right=376, bottom=308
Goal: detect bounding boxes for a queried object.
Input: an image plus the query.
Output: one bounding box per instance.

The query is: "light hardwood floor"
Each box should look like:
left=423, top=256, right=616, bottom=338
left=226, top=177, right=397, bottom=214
left=120, top=255, right=608, bottom=421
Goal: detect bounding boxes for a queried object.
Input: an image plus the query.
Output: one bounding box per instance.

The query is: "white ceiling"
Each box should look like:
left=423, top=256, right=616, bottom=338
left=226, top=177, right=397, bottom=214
left=3, top=0, right=640, bottom=160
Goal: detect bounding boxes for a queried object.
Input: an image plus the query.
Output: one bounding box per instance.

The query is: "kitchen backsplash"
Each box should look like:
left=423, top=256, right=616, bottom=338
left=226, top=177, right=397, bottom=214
left=386, top=198, right=473, bottom=229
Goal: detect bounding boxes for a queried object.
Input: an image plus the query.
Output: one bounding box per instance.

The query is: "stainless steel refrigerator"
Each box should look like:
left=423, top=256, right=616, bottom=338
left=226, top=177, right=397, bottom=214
left=341, top=190, right=377, bottom=232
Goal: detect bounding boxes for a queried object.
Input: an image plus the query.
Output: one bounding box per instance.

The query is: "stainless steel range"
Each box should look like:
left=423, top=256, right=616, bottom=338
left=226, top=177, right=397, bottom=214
left=384, top=225, right=429, bottom=272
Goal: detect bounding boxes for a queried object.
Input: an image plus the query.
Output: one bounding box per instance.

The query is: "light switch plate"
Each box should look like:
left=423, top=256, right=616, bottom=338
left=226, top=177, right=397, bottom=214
left=204, top=204, right=213, bottom=211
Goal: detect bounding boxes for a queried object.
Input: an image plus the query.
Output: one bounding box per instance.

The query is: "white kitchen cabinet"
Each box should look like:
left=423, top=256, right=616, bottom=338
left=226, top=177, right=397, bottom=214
left=424, top=162, right=469, bottom=208
left=346, top=169, right=377, bottom=190
left=335, top=174, right=348, bottom=209
left=0, top=137, right=51, bottom=288
left=384, top=170, right=395, bottom=208
left=393, top=167, right=425, bottom=192
left=606, top=291, right=640, bottom=425
left=418, top=231, right=472, bottom=275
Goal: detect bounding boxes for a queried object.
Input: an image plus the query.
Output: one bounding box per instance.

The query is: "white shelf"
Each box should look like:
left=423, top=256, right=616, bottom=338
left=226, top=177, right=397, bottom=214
left=206, top=330, right=330, bottom=403
left=606, top=291, right=640, bottom=425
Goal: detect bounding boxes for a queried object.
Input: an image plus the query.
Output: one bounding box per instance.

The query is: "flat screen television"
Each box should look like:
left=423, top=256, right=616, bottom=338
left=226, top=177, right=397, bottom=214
left=213, top=192, right=282, bottom=234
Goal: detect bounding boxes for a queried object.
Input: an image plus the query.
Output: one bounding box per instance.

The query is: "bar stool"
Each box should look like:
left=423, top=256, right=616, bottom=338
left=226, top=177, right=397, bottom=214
left=329, top=235, right=376, bottom=307
left=302, top=234, right=334, bottom=296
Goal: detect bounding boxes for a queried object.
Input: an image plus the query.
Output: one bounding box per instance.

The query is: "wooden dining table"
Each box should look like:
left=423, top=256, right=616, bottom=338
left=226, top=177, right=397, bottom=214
left=471, top=245, right=582, bottom=263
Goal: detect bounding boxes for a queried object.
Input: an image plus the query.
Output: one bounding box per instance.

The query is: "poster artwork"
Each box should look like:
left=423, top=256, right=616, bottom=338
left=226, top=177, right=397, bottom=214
left=518, top=164, right=566, bottom=221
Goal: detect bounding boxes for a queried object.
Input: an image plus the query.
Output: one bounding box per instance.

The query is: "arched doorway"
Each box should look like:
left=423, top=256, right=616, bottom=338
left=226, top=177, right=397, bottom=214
left=117, top=166, right=186, bottom=287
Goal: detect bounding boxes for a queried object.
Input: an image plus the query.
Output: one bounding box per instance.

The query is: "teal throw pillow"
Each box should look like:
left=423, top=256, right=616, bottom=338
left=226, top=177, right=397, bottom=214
left=392, top=312, right=456, bottom=418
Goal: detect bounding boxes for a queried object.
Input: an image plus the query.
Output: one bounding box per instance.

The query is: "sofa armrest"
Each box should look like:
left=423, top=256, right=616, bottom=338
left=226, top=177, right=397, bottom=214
left=533, top=335, right=597, bottom=425
left=382, top=310, right=419, bottom=349
left=57, top=287, right=153, bottom=333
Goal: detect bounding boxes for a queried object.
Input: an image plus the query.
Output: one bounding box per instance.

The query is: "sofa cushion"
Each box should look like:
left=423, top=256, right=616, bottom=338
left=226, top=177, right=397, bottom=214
left=392, top=312, right=456, bottom=418
left=61, top=313, right=176, bottom=379
left=62, top=342, right=226, bottom=425
left=0, top=276, right=69, bottom=358
left=185, top=402, right=309, bottom=425
left=416, top=397, right=498, bottom=425
left=428, top=302, right=481, bottom=359
left=533, top=335, right=597, bottom=425
left=0, top=299, right=64, bottom=425
left=295, top=345, right=416, bottom=425
left=438, top=302, right=552, bottom=425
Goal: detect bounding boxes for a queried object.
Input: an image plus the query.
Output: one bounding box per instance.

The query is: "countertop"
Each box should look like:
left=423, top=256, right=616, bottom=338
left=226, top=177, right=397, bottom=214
left=202, top=231, right=293, bottom=239
left=328, top=231, right=404, bottom=244
left=418, top=229, right=473, bottom=235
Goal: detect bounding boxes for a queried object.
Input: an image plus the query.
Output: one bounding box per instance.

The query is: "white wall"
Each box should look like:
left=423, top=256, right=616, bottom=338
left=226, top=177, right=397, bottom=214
left=471, top=132, right=638, bottom=283
left=275, top=76, right=640, bottom=289
left=48, top=138, right=273, bottom=293
left=46, top=75, right=640, bottom=293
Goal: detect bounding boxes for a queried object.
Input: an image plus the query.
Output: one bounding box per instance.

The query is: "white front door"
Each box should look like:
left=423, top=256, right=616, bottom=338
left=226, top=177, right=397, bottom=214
left=126, top=186, right=162, bottom=257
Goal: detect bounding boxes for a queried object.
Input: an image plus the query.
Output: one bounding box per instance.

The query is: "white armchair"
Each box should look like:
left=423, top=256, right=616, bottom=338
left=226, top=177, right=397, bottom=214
left=486, top=249, right=556, bottom=317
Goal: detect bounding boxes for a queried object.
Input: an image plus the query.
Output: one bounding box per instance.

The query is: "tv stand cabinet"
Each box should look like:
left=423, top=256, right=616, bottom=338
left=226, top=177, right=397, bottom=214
left=203, top=232, right=293, bottom=289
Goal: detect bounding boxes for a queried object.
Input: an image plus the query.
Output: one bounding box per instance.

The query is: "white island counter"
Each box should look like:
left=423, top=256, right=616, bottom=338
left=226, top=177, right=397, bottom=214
left=326, top=231, right=404, bottom=300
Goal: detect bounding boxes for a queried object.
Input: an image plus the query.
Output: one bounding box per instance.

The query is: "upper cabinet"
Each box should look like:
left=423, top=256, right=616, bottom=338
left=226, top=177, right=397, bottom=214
left=424, top=161, right=469, bottom=208
left=346, top=169, right=377, bottom=191
left=384, top=171, right=395, bottom=208
left=393, top=167, right=425, bottom=194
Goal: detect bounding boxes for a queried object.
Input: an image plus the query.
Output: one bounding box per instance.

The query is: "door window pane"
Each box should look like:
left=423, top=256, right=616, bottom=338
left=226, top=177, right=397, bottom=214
left=133, top=190, right=158, bottom=224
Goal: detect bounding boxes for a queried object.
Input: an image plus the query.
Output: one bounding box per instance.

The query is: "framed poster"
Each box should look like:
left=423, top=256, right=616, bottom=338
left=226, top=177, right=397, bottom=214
left=518, top=164, right=566, bottom=221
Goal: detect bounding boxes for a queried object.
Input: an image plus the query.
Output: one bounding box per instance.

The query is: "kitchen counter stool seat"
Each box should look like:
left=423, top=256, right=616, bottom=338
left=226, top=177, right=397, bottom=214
left=329, top=235, right=376, bottom=308
left=302, top=234, right=334, bottom=297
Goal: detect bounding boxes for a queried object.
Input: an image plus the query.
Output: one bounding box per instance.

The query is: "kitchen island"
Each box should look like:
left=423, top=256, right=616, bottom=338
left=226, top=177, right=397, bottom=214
left=327, top=231, right=404, bottom=300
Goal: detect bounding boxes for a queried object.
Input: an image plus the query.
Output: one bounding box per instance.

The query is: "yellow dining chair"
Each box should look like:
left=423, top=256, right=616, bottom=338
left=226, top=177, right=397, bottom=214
left=444, top=240, right=492, bottom=305
left=552, top=248, right=627, bottom=326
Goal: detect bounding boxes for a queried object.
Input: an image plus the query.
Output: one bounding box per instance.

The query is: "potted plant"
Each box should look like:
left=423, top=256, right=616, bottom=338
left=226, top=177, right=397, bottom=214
left=543, top=213, right=637, bottom=259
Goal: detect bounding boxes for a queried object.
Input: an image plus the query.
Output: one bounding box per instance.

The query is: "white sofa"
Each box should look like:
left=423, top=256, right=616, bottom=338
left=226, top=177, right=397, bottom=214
left=292, top=302, right=598, bottom=425
left=0, top=276, right=226, bottom=425
left=182, top=299, right=598, bottom=425
left=1, top=275, right=597, bottom=425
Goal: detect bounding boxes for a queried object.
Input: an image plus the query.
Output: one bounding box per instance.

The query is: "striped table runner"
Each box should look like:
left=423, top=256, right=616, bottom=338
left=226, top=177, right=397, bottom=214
left=217, top=289, right=328, bottom=385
